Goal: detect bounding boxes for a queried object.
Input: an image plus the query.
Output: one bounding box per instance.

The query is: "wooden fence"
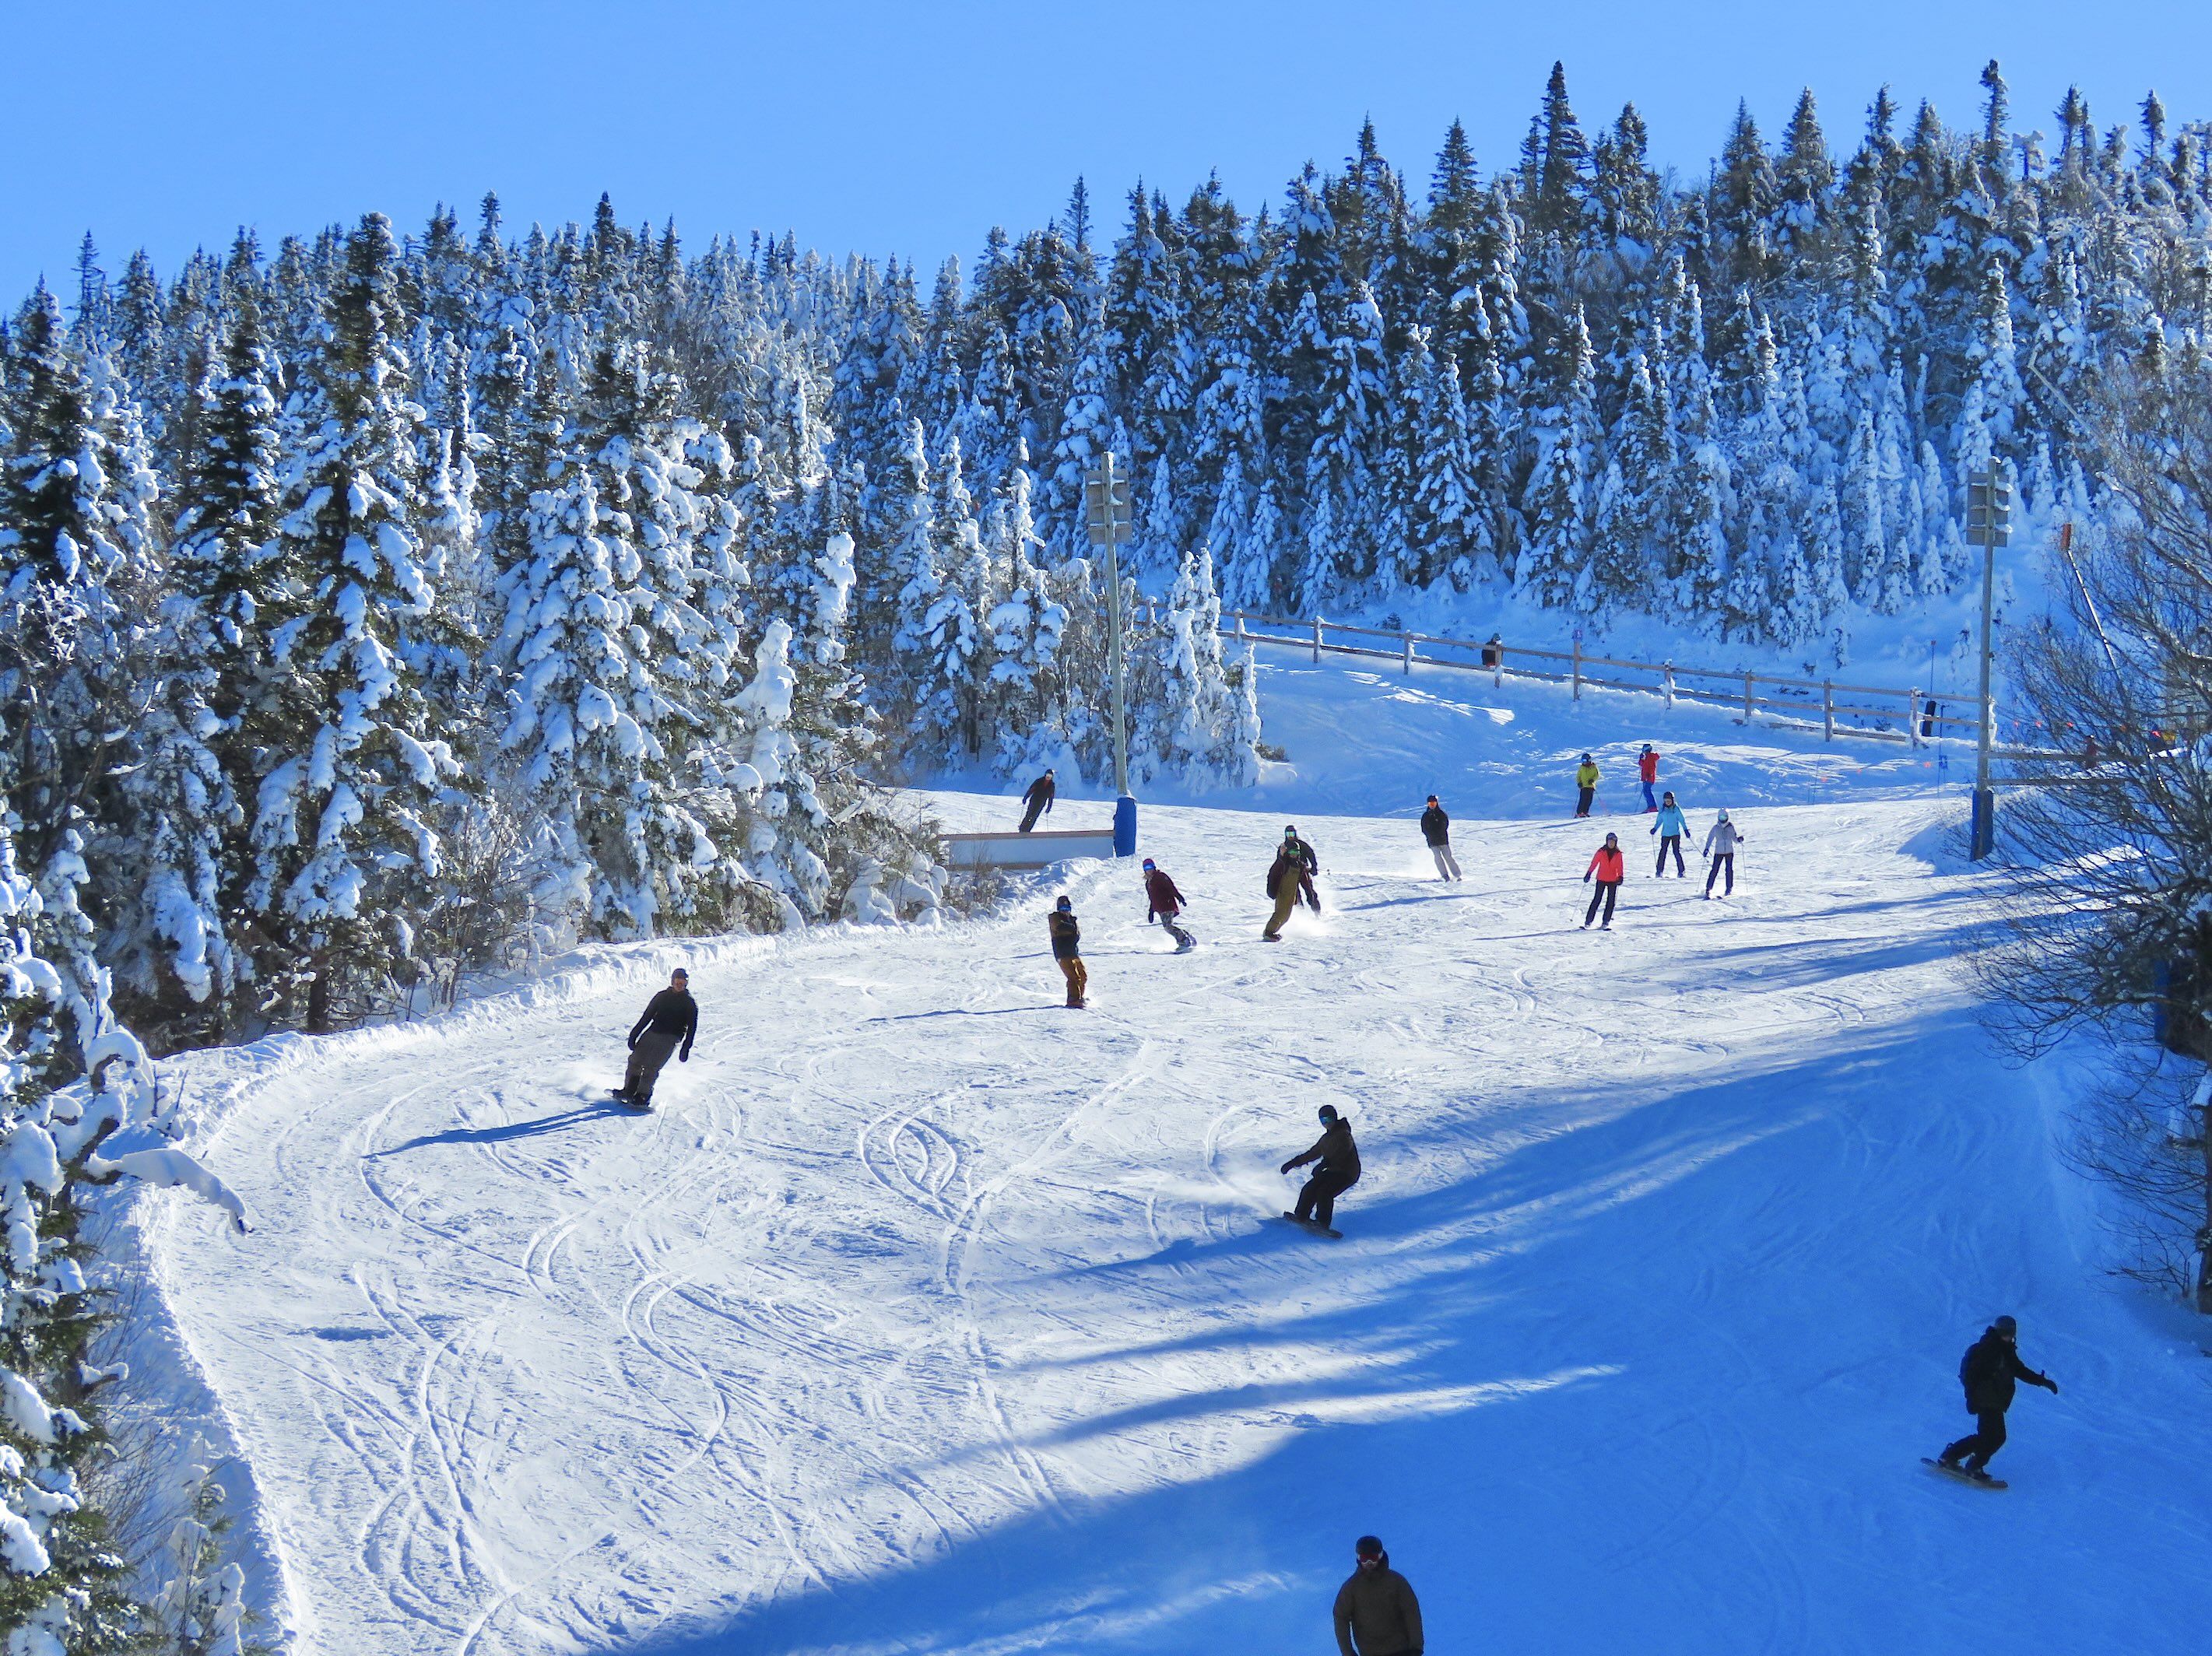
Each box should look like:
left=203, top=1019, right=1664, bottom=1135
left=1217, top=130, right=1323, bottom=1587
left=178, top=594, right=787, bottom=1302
left=1151, top=604, right=2040, bottom=755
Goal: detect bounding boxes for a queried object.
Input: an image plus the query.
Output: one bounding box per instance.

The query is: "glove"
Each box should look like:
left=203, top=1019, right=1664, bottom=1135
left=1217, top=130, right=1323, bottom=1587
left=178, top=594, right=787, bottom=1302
left=2045, top=1378, right=2059, bottom=1395
left=1583, top=874, right=1592, bottom=884
left=679, top=1051, right=690, bottom=1063
left=1148, top=911, right=1157, bottom=924
left=1279, top=1160, right=1294, bottom=1176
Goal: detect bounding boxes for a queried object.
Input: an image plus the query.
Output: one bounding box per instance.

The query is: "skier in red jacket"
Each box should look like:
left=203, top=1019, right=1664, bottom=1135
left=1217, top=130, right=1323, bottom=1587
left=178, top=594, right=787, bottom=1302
left=1142, top=858, right=1194, bottom=953
left=1638, top=744, right=1661, bottom=812
left=1583, top=833, right=1624, bottom=930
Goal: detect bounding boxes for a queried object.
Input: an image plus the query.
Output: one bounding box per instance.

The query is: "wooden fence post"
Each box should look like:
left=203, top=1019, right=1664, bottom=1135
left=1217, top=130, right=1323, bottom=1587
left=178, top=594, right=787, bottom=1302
left=1823, top=679, right=1835, bottom=742
left=1492, top=640, right=1503, bottom=689
left=1312, top=615, right=1323, bottom=663
left=1907, top=686, right=1919, bottom=748
left=1571, top=635, right=1583, bottom=701
left=1402, top=630, right=1413, bottom=675
left=1663, top=662, right=1675, bottom=710
left=1235, top=610, right=1247, bottom=640
left=1742, top=671, right=1754, bottom=724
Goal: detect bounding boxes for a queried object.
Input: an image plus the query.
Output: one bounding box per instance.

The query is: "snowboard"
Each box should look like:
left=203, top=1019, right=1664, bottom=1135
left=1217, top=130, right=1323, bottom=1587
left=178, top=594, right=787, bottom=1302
left=1276, top=1212, right=1342, bottom=1240
left=1922, top=1457, right=2005, bottom=1489
left=610, top=1090, right=653, bottom=1111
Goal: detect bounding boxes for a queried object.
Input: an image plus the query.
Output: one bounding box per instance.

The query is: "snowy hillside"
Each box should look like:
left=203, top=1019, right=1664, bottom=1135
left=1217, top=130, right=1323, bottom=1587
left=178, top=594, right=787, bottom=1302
left=139, top=654, right=2212, bottom=1655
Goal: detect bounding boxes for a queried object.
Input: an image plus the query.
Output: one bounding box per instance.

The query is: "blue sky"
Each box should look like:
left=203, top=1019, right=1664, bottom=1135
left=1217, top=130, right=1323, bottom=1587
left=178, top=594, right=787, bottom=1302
left=6, top=0, right=2210, bottom=302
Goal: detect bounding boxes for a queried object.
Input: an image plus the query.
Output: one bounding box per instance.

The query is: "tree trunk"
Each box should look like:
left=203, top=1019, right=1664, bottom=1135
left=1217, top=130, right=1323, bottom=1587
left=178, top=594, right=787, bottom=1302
left=307, top=960, right=332, bottom=1034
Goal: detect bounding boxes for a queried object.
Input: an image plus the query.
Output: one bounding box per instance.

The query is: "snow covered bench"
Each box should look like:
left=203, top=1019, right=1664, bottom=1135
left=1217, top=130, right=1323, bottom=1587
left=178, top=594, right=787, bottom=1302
left=939, top=827, right=1120, bottom=869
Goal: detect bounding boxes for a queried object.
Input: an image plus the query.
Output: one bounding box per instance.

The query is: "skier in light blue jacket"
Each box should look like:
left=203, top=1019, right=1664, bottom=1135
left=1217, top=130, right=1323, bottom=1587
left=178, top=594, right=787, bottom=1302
left=1650, top=791, right=1688, bottom=877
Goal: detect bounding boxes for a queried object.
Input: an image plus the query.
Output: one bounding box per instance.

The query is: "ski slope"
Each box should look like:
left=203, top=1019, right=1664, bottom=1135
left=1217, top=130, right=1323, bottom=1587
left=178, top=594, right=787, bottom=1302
left=149, top=664, right=2212, bottom=1654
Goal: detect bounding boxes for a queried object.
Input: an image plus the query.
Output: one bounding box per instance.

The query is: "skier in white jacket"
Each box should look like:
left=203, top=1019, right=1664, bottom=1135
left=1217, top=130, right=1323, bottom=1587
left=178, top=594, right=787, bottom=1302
left=1701, top=810, right=1745, bottom=898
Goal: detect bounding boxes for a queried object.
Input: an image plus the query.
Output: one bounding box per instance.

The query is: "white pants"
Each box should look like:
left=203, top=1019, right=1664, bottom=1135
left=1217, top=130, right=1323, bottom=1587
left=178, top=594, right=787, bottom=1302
left=1431, top=844, right=1462, bottom=881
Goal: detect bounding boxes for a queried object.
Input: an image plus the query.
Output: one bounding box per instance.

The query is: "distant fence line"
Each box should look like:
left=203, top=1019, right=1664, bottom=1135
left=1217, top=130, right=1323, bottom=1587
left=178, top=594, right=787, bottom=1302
left=1146, top=604, right=2071, bottom=763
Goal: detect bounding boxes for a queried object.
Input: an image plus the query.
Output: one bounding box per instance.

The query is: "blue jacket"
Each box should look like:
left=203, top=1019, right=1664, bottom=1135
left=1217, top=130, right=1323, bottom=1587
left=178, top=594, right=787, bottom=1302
left=1652, top=804, right=1687, bottom=838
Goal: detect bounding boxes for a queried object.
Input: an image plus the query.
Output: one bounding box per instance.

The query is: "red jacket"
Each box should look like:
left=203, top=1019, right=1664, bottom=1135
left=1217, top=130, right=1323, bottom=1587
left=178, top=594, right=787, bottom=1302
left=1638, top=749, right=1659, bottom=782
left=1586, top=846, right=1624, bottom=883
left=1144, top=868, right=1185, bottom=917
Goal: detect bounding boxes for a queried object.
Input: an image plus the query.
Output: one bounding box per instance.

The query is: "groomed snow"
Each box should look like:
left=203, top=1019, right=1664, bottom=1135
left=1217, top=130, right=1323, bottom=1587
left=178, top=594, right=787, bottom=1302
left=149, top=658, right=2212, bottom=1654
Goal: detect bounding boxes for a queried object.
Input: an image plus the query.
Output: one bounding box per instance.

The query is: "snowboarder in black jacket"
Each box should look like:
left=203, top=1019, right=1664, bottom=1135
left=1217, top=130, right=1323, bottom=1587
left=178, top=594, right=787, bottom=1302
left=1018, top=769, right=1056, bottom=833
left=1281, top=1104, right=1361, bottom=1233
left=619, top=968, right=697, bottom=1106
left=1936, top=1315, right=2058, bottom=1480
left=1048, top=895, right=1087, bottom=1007
left=1285, top=824, right=1322, bottom=910
left=1420, top=795, right=1460, bottom=882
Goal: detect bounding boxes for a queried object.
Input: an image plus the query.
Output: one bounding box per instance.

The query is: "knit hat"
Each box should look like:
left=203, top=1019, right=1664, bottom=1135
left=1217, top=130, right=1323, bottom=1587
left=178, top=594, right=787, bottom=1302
left=1993, top=1314, right=2017, bottom=1336
left=1318, top=1103, right=1339, bottom=1123
left=1055, top=895, right=1072, bottom=911
left=1355, top=1535, right=1385, bottom=1560
left=1142, top=858, right=1156, bottom=870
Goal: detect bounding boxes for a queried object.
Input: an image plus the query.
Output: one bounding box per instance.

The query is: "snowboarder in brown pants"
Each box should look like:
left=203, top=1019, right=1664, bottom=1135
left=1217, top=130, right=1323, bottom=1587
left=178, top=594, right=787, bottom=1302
left=1049, top=896, right=1087, bottom=1007
left=1263, top=832, right=1302, bottom=940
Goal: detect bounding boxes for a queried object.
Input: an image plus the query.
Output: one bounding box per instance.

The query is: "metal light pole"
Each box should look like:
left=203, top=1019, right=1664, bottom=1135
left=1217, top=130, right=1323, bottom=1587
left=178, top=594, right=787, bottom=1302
left=1084, top=452, right=1138, bottom=856
left=1967, top=465, right=2013, bottom=860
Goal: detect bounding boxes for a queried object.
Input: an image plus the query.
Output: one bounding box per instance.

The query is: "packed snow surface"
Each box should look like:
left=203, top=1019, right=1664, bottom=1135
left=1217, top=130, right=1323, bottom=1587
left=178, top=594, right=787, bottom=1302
left=153, top=661, right=2211, bottom=1654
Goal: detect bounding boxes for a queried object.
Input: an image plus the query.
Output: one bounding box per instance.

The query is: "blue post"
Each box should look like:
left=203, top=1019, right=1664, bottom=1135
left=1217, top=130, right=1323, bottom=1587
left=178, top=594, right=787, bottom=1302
left=1113, top=794, right=1138, bottom=857
left=1970, top=788, right=1995, bottom=860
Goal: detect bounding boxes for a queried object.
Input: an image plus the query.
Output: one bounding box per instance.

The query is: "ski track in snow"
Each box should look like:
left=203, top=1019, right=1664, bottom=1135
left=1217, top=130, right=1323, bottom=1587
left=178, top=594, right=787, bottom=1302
left=156, top=666, right=2212, bottom=1654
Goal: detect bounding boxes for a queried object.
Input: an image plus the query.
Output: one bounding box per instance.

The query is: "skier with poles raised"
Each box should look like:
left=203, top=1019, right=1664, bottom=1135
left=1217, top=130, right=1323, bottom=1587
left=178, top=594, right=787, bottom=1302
left=1574, top=753, right=1599, bottom=818
left=1143, top=858, right=1195, bottom=953
left=1583, top=832, right=1624, bottom=929
left=1420, top=795, right=1461, bottom=882
left=1702, top=809, right=1745, bottom=897
left=1651, top=791, right=1688, bottom=877
left=1928, top=1315, right=2059, bottom=1487
left=1280, top=1103, right=1361, bottom=1237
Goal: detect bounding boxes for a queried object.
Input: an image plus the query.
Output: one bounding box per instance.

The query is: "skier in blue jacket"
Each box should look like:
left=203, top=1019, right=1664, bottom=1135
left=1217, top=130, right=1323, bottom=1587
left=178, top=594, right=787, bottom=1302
left=1650, top=791, right=1688, bottom=877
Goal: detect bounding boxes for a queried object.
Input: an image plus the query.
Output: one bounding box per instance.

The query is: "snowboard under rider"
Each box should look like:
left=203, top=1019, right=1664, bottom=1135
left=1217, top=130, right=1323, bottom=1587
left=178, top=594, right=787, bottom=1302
left=1018, top=769, right=1056, bottom=833
left=1049, top=895, right=1087, bottom=1008
left=1702, top=809, right=1744, bottom=897
left=1281, top=1103, right=1361, bottom=1233
left=1936, top=1315, right=2058, bottom=1482
left=1583, top=833, right=1624, bottom=929
left=1575, top=754, right=1599, bottom=818
left=1143, top=858, right=1195, bottom=952
left=1332, top=1533, right=1424, bottom=1656
left=1420, top=795, right=1461, bottom=882
left=618, top=968, right=697, bottom=1107
left=1652, top=791, right=1687, bottom=877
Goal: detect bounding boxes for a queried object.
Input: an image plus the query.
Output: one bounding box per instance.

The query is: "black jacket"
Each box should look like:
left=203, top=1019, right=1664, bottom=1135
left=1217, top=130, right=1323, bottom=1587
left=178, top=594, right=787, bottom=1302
left=630, top=988, right=698, bottom=1058
left=1419, top=805, right=1449, bottom=847
left=1332, top=1554, right=1423, bottom=1656
left=1287, top=1117, right=1361, bottom=1183
left=1048, top=910, right=1081, bottom=960
left=1023, top=774, right=1055, bottom=810
left=1960, top=1329, right=2052, bottom=1414
left=1287, top=834, right=1319, bottom=875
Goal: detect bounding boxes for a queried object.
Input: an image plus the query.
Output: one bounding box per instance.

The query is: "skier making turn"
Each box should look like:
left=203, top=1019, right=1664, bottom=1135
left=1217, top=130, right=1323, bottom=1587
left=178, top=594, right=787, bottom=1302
left=1583, top=833, right=1624, bottom=929
left=1281, top=1103, right=1361, bottom=1237
left=1932, top=1315, right=2059, bottom=1486
left=1420, top=795, right=1461, bottom=882
left=1651, top=791, right=1688, bottom=877
left=1143, top=858, right=1195, bottom=952
left=1017, top=768, right=1056, bottom=833
left=1702, top=809, right=1745, bottom=897
left=617, top=968, right=697, bottom=1107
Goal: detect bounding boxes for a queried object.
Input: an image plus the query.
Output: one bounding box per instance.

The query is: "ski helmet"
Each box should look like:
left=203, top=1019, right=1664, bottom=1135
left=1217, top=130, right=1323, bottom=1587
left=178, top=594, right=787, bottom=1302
left=1317, top=1103, right=1339, bottom=1122
left=1142, top=858, right=1156, bottom=869
left=1355, top=1535, right=1385, bottom=1560
left=1993, top=1314, right=2018, bottom=1336
left=1055, top=895, right=1072, bottom=911
left=1717, top=809, right=1730, bottom=823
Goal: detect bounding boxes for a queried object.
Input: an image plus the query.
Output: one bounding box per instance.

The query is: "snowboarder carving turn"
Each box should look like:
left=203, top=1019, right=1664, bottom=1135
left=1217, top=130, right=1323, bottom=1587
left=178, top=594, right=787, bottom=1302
left=1333, top=1534, right=1424, bottom=1656
left=1420, top=795, right=1460, bottom=882
left=1049, top=895, right=1087, bottom=1007
left=1143, top=858, right=1195, bottom=952
left=617, top=968, right=697, bottom=1108
left=1017, top=768, right=1056, bottom=833
left=1280, top=1104, right=1361, bottom=1237
left=1929, top=1315, right=2058, bottom=1486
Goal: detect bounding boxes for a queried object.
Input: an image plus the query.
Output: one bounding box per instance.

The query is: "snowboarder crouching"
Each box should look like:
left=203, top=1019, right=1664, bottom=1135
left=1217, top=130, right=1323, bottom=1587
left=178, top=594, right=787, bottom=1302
left=1049, top=895, right=1087, bottom=1008
left=1018, top=768, right=1056, bottom=833
left=1420, top=795, right=1460, bottom=882
left=1143, top=858, right=1194, bottom=952
left=1282, top=1103, right=1361, bottom=1234
left=1333, top=1534, right=1424, bottom=1656
left=1583, top=833, right=1624, bottom=929
left=1936, top=1315, right=2057, bottom=1482
left=619, top=968, right=697, bottom=1107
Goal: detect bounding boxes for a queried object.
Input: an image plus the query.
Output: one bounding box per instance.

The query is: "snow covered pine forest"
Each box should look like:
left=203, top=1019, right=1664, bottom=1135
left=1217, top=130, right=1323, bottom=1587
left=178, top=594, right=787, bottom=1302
left=3, top=54, right=2212, bottom=1653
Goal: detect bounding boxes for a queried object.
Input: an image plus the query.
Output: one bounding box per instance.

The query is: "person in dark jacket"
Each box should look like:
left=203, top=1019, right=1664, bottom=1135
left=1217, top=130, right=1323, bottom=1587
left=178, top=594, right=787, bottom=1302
left=1142, top=858, right=1194, bottom=952
left=1420, top=795, right=1460, bottom=882
left=1017, top=769, right=1056, bottom=833
left=1332, top=1534, right=1424, bottom=1656
left=1281, top=1104, right=1361, bottom=1231
left=619, top=968, right=697, bottom=1105
left=1285, top=824, right=1322, bottom=910
left=1937, top=1315, right=2058, bottom=1479
left=1583, top=832, right=1624, bottom=929
left=1263, top=830, right=1303, bottom=941
left=1048, top=895, right=1086, bottom=1007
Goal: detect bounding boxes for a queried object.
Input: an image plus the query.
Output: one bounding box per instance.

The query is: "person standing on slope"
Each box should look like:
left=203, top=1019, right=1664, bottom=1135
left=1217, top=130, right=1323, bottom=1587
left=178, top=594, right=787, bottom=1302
left=1281, top=1103, right=1362, bottom=1235
left=618, top=967, right=697, bottom=1107
left=1048, top=895, right=1087, bottom=1006
left=1701, top=809, right=1745, bottom=897
left=1263, top=831, right=1304, bottom=942
left=1583, top=832, right=1625, bottom=929
left=1143, top=858, right=1195, bottom=952
left=1638, top=743, right=1661, bottom=812
left=1333, top=1534, right=1424, bottom=1656
left=1285, top=824, right=1323, bottom=910
left=1420, top=795, right=1461, bottom=882
left=1017, top=768, right=1056, bottom=833
left=1650, top=791, right=1688, bottom=877
left=1574, top=753, right=1600, bottom=818
left=1936, top=1315, right=2059, bottom=1483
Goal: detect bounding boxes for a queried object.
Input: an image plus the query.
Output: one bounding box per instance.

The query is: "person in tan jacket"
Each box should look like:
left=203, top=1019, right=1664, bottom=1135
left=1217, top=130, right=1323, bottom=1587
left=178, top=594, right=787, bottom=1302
left=1333, top=1535, right=1424, bottom=1656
